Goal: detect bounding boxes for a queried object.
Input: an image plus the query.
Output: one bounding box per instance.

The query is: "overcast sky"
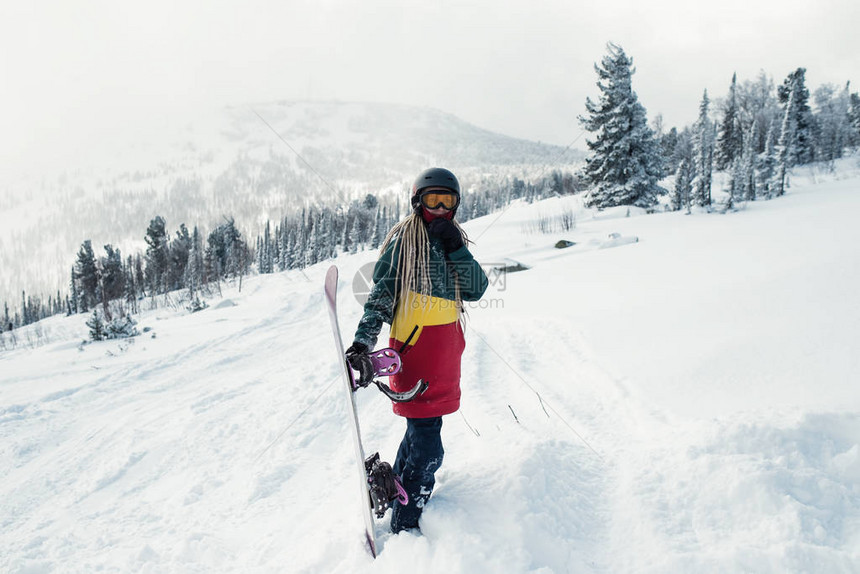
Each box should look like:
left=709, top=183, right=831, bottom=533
left=2, top=0, right=858, bottom=178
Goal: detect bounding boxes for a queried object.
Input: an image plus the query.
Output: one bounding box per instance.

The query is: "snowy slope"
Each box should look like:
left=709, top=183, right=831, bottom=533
left=2, top=161, right=860, bottom=573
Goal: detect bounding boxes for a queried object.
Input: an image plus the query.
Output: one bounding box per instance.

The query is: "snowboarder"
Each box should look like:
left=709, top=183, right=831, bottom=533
left=346, top=167, right=488, bottom=534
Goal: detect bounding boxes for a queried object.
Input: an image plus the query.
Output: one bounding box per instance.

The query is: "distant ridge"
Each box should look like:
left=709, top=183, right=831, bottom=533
left=0, top=100, right=583, bottom=302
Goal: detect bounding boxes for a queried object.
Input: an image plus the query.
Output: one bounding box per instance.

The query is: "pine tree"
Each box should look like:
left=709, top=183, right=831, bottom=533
left=348, top=216, right=360, bottom=255
left=256, top=236, right=264, bottom=272
left=774, top=87, right=796, bottom=197
left=758, top=124, right=778, bottom=198
left=100, top=244, right=125, bottom=317
left=74, top=240, right=100, bottom=312
left=144, top=216, right=170, bottom=294
left=86, top=310, right=106, bottom=341
left=261, top=221, right=273, bottom=274
left=169, top=224, right=191, bottom=289
left=692, top=90, right=715, bottom=208
left=741, top=119, right=758, bottom=201
left=849, top=90, right=860, bottom=148
left=21, top=291, right=29, bottom=326
left=125, top=255, right=139, bottom=315
left=579, top=43, right=665, bottom=208
left=659, top=127, right=681, bottom=174
left=724, top=115, right=758, bottom=206
left=778, top=68, right=815, bottom=165
left=716, top=73, right=744, bottom=170
left=185, top=226, right=204, bottom=295
left=672, top=156, right=694, bottom=213
left=279, top=220, right=292, bottom=270
left=69, top=267, right=79, bottom=315
left=371, top=208, right=385, bottom=249
left=134, top=255, right=146, bottom=299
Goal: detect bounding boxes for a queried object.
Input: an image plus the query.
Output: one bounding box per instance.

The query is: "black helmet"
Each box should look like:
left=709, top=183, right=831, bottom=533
left=411, top=167, right=460, bottom=214
left=412, top=167, right=460, bottom=195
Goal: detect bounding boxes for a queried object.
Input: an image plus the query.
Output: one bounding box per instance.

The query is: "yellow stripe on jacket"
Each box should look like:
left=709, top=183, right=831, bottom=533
left=390, top=290, right=460, bottom=344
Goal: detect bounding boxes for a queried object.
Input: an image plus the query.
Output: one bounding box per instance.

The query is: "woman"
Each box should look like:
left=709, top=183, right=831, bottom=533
left=346, top=167, right=488, bottom=533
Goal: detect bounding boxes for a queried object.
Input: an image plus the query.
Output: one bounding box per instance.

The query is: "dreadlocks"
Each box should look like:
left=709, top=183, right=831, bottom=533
left=380, top=213, right=469, bottom=320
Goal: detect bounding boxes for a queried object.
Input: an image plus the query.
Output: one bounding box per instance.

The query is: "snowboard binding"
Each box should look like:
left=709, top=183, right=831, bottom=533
left=347, top=347, right=428, bottom=403
left=364, top=452, right=408, bottom=519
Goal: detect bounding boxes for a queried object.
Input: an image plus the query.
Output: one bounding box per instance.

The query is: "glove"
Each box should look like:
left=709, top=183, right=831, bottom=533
left=345, top=342, right=374, bottom=387
left=427, top=218, right=464, bottom=253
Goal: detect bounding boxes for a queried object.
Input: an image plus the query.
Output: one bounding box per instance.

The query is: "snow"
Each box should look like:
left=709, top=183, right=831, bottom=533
left=2, top=160, right=860, bottom=573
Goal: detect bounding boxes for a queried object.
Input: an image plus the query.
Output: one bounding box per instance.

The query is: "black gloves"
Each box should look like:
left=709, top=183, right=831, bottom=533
left=427, top=218, right=464, bottom=253
left=345, top=342, right=374, bottom=386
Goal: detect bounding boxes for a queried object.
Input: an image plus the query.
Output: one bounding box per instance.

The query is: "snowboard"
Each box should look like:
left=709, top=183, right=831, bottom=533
left=324, top=265, right=379, bottom=557
left=324, top=265, right=425, bottom=558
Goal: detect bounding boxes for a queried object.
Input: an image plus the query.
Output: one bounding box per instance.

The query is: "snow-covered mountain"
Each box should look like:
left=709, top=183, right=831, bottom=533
left=0, top=100, right=579, bottom=304
left=2, top=159, right=858, bottom=573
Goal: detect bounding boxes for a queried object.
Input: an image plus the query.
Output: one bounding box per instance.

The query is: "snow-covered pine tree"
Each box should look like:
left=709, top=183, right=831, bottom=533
left=757, top=124, right=778, bottom=198
left=340, top=211, right=351, bottom=254
left=813, top=83, right=852, bottom=164
left=69, top=268, right=79, bottom=315
left=849, top=90, right=860, bottom=147
left=778, top=68, right=815, bottom=165
left=271, top=223, right=280, bottom=272
left=692, top=90, right=715, bottom=208
left=672, top=156, right=694, bottom=213
left=348, top=216, right=360, bottom=255
left=278, top=219, right=289, bottom=271
left=741, top=118, right=758, bottom=201
left=185, top=226, right=204, bottom=295
left=659, top=127, right=681, bottom=174
left=224, top=218, right=247, bottom=280
left=774, top=87, right=796, bottom=197
left=86, top=310, right=105, bottom=341
left=21, top=291, right=29, bottom=326
left=134, top=255, right=145, bottom=300
left=262, top=221, right=273, bottom=274
left=371, top=208, right=384, bottom=249
left=144, top=216, right=170, bottom=295
left=579, top=43, right=664, bottom=208
left=74, top=240, right=99, bottom=312
left=169, top=224, right=191, bottom=289
left=725, top=157, right=742, bottom=211
left=255, top=237, right=264, bottom=272
left=324, top=210, right=337, bottom=260
left=716, top=73, right=744, bottom=170
left=100, top=245, right=125, bottom=317
left=124, top=255, right=139, bottom=315
left=305, top=212, right=318, bottom=268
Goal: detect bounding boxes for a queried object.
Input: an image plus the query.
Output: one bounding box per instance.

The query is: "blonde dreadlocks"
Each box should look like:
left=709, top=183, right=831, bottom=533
left=380, top=213, right=469, bottom=320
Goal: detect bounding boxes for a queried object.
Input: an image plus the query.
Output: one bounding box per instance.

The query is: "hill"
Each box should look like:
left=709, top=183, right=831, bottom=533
left=2, top=159, right=858, bottom=572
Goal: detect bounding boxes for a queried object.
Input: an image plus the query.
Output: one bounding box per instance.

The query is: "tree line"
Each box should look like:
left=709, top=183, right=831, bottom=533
left=253, top=169, right=578, bottom=276
left=579, top=42, right=860, bottom=211
left=3, top=166, right=576, bottom=336
left=3, top=217, right=251, bottom=334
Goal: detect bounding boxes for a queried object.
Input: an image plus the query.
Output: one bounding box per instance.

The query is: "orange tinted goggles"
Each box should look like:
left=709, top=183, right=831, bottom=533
left=420, top=191, right=460, bottom=210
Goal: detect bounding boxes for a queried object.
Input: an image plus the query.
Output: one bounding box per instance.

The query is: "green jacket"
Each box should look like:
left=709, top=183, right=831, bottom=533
left=354, top=237, right=488, bottom=349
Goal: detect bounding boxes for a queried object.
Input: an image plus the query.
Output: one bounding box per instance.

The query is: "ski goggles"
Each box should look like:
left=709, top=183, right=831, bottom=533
left=419, top=191, right=460, bottom=210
